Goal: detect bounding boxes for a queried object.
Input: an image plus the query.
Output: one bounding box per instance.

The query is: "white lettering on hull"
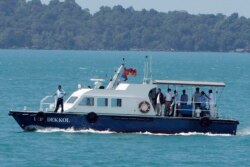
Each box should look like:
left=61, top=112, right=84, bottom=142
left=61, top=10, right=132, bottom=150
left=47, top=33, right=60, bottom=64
left=46, top=118, right=70, bottom=123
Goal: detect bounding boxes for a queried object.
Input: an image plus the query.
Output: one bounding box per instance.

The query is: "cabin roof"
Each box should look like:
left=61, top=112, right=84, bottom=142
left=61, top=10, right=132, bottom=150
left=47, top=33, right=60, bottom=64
left=70, top=83, right=156, bottom=98
left=153, top=80, right=225, bottom=87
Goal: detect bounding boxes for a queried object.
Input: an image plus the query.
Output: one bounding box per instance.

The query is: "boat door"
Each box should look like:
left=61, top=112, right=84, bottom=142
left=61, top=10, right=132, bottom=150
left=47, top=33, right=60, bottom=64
left=148, top=88, right=157, bottom=110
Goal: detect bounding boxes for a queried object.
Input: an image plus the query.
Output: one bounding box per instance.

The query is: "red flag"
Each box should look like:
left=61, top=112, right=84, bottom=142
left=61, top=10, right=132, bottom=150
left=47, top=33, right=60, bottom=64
left=122, top=68, right=137, bottom=81
left=128, top=68, right=137, bottom=76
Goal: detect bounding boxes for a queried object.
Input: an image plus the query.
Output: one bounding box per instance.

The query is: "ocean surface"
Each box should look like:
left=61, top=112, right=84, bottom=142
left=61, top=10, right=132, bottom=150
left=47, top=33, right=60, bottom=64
left=0, top=50, right=250, bottom=166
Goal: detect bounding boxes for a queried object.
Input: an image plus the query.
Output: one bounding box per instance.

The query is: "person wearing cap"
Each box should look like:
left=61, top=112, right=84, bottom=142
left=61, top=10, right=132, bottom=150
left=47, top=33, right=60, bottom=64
left=165, top=88, right=172, bottom=116
left=53, top=85, right=66, bottom=113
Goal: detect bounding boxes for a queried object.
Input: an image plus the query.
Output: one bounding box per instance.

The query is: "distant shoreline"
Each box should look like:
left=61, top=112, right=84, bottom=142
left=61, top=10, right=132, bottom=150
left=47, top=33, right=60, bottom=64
left=0, top=48, right=249, bottom=53
left=0, top=1, right=249, bottom=52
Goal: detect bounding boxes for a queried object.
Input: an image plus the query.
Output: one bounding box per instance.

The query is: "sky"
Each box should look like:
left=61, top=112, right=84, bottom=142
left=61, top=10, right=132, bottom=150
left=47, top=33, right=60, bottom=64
left=40, top=0, right=250, bottom=18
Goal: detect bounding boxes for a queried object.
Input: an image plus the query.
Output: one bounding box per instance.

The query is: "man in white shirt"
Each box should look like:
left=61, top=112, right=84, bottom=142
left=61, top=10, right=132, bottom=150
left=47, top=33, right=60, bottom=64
left=170, top=90, right=179, bottom=116
left=172, top=90, right=179, bottom=104
left=54, top=85, right=66, bottom=113
left=165, top=88, right=172, bottom=116
left=192, top=87, right=201, bottom=109
left=208, top=89, right=216, bottom=117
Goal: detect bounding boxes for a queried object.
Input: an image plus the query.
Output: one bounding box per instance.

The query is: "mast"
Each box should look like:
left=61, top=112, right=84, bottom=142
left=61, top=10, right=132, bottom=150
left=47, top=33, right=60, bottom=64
left=143, top=56, right=152, bottom=84
left=106, top=59, right=125, bottom=89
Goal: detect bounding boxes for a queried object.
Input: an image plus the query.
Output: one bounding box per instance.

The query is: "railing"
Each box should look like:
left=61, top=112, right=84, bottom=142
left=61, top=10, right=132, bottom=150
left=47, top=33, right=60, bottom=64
left=167, top=100, right=217, bottom=118
left=40, top=95, right=56, bottom=112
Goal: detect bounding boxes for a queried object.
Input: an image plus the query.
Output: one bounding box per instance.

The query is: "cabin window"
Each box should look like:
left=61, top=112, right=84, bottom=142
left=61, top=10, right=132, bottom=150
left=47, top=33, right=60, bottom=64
left=111, top=98, right=122, bottom=107
left=66, top=96, right=78, bottom=104
left=97, top=98, right=108, bottom=107
left=79, top=97, right=94, bottom=106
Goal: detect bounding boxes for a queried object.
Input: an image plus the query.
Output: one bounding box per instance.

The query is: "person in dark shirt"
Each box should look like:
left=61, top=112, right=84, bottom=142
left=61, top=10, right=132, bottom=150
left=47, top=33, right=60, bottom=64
left=156, top=88, right=165, bottom=116
left=180, top=89, right=188, bottom=108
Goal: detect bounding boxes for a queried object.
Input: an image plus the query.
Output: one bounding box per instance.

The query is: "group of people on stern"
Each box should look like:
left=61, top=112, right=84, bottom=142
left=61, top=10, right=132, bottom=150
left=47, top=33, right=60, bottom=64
left=154, top=87, right=216, bottom=118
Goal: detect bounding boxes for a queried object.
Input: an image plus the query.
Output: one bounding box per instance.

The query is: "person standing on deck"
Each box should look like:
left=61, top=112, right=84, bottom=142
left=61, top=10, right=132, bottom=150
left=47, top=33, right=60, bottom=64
left=170, top=90, right=179, bottom=116
left=180, top=89, right=188, bottom=108
left=208, top=89, right=216, bottom=117
left=54, top=85, right=66, bottom=113
left=156, top=88, right=165, bottom=116
left=199, top=91, right=208, bottom=110
left=172, top=90, right=179, bottom=105
left=192, top=87, right=201, bottom=109
left=165, top=88, right=172, bottom=116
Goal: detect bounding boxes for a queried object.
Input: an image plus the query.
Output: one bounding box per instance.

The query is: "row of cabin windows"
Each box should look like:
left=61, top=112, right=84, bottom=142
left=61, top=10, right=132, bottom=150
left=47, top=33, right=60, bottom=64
left=80, top=97, right=122, bottom=107
left=67, top=96, right=122, bottom=107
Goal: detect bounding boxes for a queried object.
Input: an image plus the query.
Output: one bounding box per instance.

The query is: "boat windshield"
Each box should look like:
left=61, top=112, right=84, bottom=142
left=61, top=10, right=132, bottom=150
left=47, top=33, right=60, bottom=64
left=66, top=96, right=78, bottom=104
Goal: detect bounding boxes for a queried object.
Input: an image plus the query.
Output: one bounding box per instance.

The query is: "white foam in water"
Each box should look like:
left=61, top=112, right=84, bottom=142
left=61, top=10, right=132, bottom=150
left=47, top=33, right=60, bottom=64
left=237, top=128, right=250, bottom=136
left=79, top=67, right=87, bottom=70
left=36, top=128, right=115, bottom=134
left=135, top=131, right=232, bottom=137
left=177, top=132, right=231, bottom=137
left=36, top=128, right=232, bottom=136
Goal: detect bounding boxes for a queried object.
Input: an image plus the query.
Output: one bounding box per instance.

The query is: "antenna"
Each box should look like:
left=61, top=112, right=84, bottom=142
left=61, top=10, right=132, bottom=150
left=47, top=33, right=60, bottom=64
left=150, top=56, right=152, bottom=79
left=122, top=58, right=125, bottom=65
left=143, top=56, right=152, bottom=84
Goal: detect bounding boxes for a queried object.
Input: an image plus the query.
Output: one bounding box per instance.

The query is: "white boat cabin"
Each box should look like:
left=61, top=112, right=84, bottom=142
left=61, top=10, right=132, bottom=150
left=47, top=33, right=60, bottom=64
left=63, top=83, right=156, bottom=116
left=40, top=60, right=225, bottom=119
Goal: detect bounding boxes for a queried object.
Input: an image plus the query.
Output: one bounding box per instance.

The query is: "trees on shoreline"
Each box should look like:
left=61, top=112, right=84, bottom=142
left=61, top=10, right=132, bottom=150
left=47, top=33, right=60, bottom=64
left=0, top=0, right=249, bottom=51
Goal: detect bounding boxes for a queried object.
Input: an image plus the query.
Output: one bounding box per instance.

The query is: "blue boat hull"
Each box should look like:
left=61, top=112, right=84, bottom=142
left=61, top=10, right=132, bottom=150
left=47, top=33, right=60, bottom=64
left=9, top=111, right=239, bottom=135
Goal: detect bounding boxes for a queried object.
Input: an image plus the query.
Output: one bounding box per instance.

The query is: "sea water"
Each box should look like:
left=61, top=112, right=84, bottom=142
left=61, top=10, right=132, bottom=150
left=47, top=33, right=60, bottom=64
left=0, top=50, right=250, bottom=166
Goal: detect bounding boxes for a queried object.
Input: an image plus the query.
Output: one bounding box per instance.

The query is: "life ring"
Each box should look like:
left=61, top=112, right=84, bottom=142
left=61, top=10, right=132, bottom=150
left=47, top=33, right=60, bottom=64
left=86, top=112, right=98, bottom=123
left=36, top=112, right=47, bottom=122
left=200, top=116, right=211, bottom=127
left=138, top=101, right=151, bottom=113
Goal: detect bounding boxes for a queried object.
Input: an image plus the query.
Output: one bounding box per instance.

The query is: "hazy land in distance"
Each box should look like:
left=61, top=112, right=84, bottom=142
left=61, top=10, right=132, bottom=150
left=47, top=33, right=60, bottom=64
left=0, top=0, right=250, bottom=52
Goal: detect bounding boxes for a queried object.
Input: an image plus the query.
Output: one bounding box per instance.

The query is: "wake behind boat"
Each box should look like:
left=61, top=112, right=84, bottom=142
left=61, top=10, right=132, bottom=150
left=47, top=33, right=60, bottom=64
left=9, top=57, right=239, bottom=135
